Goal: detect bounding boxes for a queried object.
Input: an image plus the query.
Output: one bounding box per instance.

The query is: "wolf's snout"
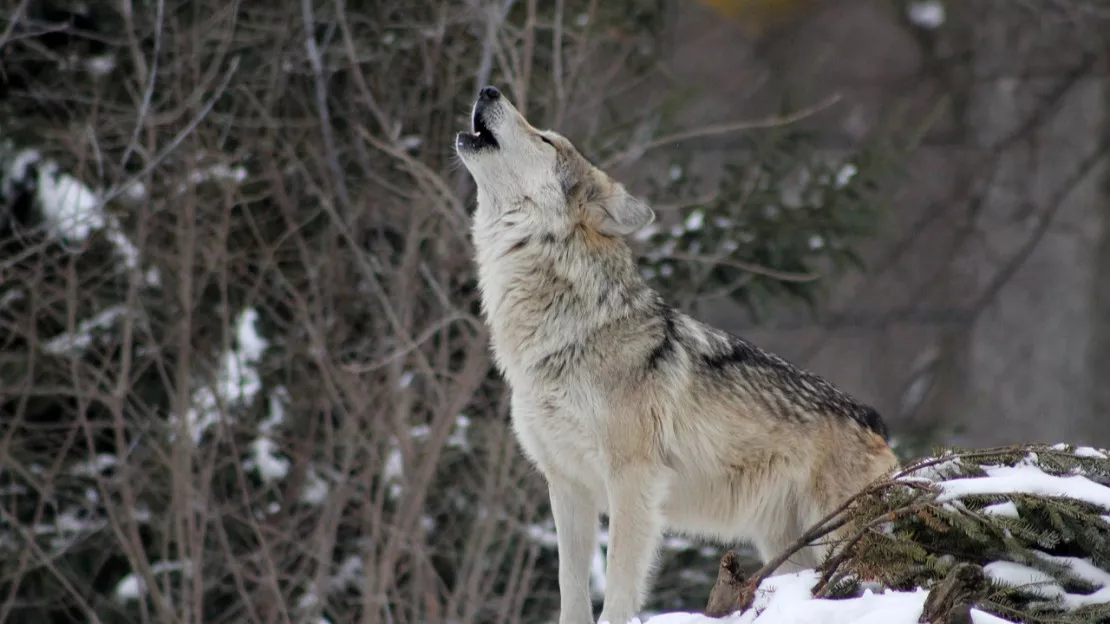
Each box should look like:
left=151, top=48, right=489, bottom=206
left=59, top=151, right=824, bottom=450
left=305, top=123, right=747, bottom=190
left=455, top=85, right=505, bottom=155
left=478, top=86, right=501, bottom=101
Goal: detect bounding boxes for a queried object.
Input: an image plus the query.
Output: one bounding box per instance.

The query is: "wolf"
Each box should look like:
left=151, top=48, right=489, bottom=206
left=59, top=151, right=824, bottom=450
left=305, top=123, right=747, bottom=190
left=455, top=86, right=899, bottom=624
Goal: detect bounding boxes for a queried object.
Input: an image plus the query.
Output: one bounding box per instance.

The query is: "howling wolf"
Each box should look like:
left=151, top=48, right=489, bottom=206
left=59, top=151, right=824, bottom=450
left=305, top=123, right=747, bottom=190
left=456, top=85, right=898, bottom=624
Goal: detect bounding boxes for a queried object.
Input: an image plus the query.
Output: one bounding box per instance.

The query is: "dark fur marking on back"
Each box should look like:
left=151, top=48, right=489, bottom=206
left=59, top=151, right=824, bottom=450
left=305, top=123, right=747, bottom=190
left=702, top=335, right=890, bottom=440
left=645, top=305, right=678, bottom=371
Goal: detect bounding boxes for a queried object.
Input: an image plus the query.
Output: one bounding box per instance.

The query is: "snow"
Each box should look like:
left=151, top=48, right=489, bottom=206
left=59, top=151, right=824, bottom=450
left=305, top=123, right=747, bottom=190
left=114, top=574, right=143, bottom=601
left=0, top=148, right=161, bottom=284
left=634, top=224, right=660, bottom=242
left=982, top=559, right=1110, bottom=609
left=235, top=308, right=269, bottom=360
left=447, top=414, right=471, bottom=449
left=383, top=436, right=408, bottom=499
left=85, top=54, right=116, bottom=76
left=181, top=308, right=268, bottom=443
left=1038, top=550, right=1110, bottom=586
left=834, top=163, right=858, bottom=188
left=527, top=523, right=558, bottom=547
left=300, top=466, right=330, bottom=504
left=907, top=1, right=945, bottom=29
left=35, top=160, right=104, bottom=242
left=936, top=464, right=1110, bottom=510
left=42, top=305, right=128, bottom=354
left=261, top=388, right=288, bottom=434
left=981, top=501, right=1019, bottom=518
left=113, top=561, right=190, bottom=603
left=69, top=453, right=118, bottom=477
left=247, top=437, right=290, bottom=482
left=984, top=561, right=1063, bottom=600
left=627, top=570, right=1015, bottom=624
left=123, top=179, right=148, bottom=201
left=1049, top=443, right=1107, bottom=459
left=186, top=162, right=248, bottom=186
left=1035, top=554, right=1110, bottom=607
left=684, top=210, right=704, bottom=232
left=384, top=445, right=404, bottom=482
left=1074, top=446, right=1108, bottom=459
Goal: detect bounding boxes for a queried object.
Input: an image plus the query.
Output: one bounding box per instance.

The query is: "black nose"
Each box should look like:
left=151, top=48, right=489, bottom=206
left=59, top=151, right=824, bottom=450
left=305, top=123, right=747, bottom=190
left=478, top=86, right=501, bottom=101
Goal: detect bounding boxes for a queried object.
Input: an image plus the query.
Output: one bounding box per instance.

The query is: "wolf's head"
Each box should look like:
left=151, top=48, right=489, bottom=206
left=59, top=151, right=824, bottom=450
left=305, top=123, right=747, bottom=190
left=456, top=86, right=654, bottom=238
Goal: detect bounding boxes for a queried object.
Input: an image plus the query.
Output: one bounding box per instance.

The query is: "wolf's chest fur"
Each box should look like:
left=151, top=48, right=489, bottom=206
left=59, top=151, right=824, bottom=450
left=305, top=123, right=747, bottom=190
left=473, top=218, right=654, bottom=390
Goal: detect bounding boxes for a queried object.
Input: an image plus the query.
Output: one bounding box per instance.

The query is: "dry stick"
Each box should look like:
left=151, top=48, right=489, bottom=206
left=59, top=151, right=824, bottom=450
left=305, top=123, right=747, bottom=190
left=727, top=478, right=927, bottom=613
left=891, top=445, right=1082, bottom=480
left=301, top=0, right=351, bottom=210
left=600, top=94, right=843, bottom=170
left=551, top=0, right=566, bottom=117
left=515, top=0, right=537, bottom=114
left=118, top=0, right=164, bottom=172
left=663, top=251, right=822, bottom=283
left=556, top=0, right=599, bottom=128
left=811, top=501, right=932, bottom=597
left=0, top=0, right=31, bottom=50
left=705, top=551, right=749, bottom=617
left=333, top=0, right=395, bottom=137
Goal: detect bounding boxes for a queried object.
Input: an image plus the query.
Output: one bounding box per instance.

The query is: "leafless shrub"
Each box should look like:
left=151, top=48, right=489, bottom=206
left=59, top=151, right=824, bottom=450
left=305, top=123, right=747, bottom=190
left=0, top=1, right=678, bottom=623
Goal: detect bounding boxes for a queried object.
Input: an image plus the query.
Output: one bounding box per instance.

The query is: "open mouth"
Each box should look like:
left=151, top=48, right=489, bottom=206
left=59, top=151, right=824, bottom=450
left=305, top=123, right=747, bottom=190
left=456, top=106, right=499, bottom=152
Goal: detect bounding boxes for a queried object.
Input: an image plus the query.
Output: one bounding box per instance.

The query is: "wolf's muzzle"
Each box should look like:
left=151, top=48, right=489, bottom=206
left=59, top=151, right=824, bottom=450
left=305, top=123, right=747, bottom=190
left=456, top=85, right=502, bottom=153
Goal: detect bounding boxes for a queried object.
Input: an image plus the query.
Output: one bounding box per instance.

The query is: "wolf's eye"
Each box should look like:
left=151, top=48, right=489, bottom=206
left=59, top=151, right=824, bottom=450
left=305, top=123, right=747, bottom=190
left=539, top=136, right=555, bottom=147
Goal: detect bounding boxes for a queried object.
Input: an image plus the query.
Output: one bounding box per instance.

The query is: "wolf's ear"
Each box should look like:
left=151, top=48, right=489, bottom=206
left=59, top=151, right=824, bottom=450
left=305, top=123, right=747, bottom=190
left=589, top=185, right=656, bottom=237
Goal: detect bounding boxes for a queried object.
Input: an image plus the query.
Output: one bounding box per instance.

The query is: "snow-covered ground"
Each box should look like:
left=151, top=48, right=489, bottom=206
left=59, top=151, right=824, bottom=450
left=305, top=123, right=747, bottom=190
left=633, top=570, right=1013, bottom=624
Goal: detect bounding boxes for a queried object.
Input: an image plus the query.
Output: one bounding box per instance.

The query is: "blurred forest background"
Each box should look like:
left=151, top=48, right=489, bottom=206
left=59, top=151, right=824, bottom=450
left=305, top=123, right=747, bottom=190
left=0, top=0, right=1107, bottom=622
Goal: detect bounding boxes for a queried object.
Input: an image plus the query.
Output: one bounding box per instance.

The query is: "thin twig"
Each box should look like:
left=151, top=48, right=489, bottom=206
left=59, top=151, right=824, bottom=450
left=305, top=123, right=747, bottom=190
left=664, top=251, right=822, bottom=282
left=119, top=0, right=164, bottom=171
left=601, top=94, right=843, bottom=169
left=736, top=477, right=918, bottom=608
left=301, top=0, right=352, bottom=209
left=811, top=502, right=931, bottom=597
left=0, top=0, right=31, bottom=50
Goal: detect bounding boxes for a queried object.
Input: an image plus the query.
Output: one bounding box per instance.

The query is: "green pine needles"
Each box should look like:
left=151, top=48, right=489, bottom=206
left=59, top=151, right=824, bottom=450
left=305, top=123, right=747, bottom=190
left=817, top=444, right=1110, bottom=624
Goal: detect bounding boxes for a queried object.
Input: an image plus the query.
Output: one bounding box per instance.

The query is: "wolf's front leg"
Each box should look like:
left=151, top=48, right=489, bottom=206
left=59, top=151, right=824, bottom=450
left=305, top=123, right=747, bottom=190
left=598, top=464, right=665, bottom=624
left=549, top=477, right=600, bottom=624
